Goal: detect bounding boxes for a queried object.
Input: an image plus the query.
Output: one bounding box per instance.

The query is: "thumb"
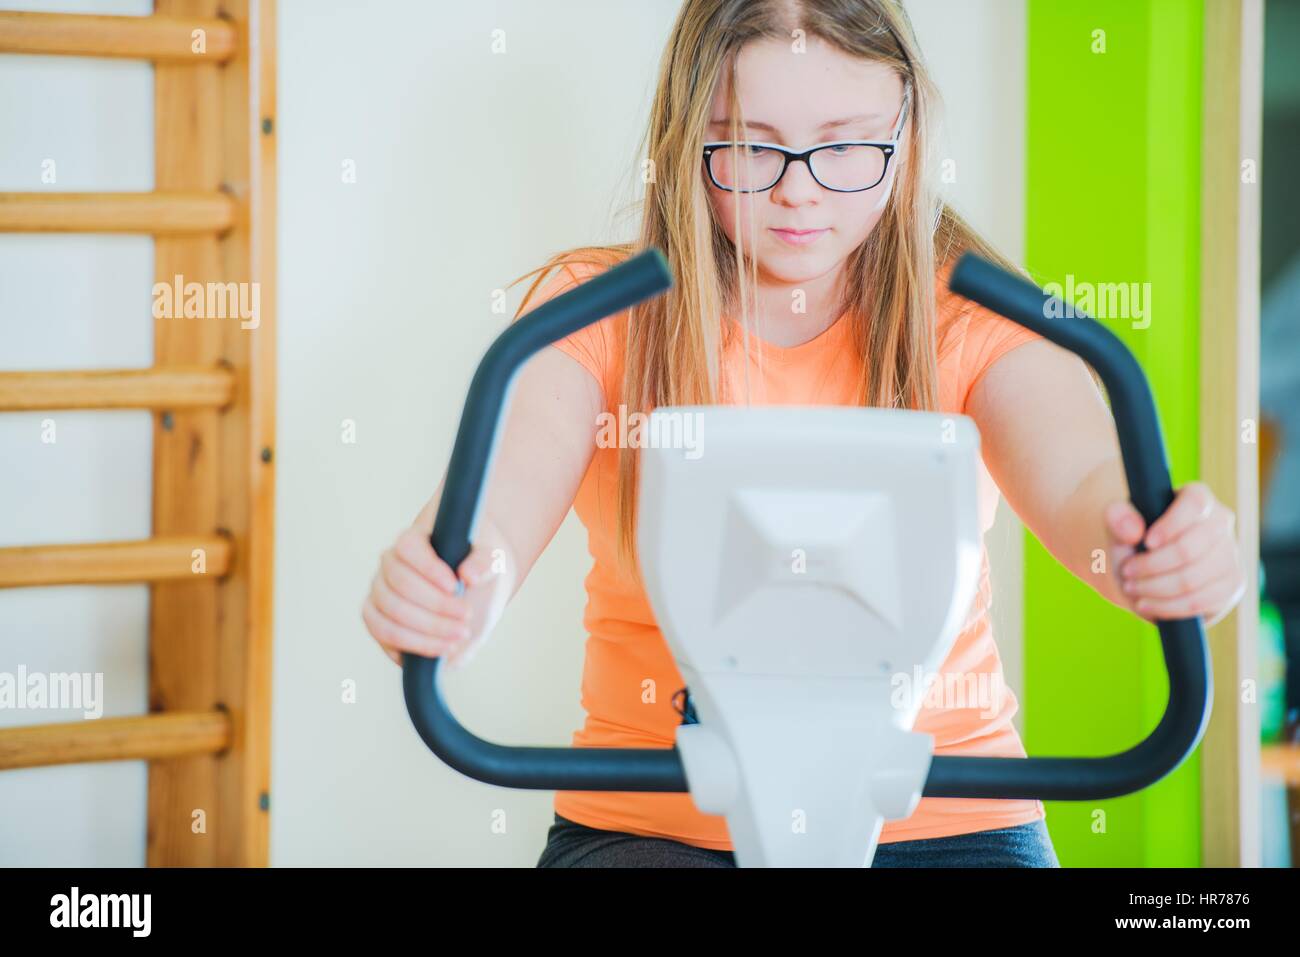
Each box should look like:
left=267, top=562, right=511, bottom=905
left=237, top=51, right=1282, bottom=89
left=458, top=545, right=502, bottom=588
left=1105, top=501, right=1146, bottom=547
left=444, top=637, right=482, bottom=673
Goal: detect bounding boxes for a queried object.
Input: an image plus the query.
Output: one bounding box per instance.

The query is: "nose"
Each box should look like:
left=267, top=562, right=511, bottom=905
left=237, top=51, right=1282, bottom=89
left=770, top=156, right=821, bottom=205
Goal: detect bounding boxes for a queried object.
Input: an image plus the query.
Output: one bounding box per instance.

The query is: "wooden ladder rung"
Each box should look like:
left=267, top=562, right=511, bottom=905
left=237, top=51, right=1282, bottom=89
left=0, top=11, right=236, bottom=63
left=1261, top=743, right=1300, bottom=786
left=0, top=711, right=230, bottom=770
left=0, top=192, right=236, bottom=234
left=0, top=367, right=234, bottom=411
left=0, top=536, right=232, bottom=588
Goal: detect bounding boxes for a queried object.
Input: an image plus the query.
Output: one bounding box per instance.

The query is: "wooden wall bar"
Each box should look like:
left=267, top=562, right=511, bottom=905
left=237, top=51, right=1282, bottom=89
left=0, top=367, right=234, bottom=411
left=0, top=11, right=236, bottom=62
left=0, top=536, right=232, bottom=588
left=146, top=0, right=277, bottom=867
left=0, top=713, right=230, bottom=771
left=0, top=191, right=235, bottom=233
left=0, top=4, right=277, bottom=866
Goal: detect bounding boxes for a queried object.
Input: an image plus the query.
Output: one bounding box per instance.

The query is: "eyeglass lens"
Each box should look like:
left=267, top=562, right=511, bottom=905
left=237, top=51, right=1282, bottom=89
left=708, top=144, right=888, bottom=191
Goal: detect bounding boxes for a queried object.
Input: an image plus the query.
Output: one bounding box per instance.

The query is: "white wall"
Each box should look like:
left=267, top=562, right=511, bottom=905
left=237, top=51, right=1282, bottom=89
left=0, top=0, right=1026, bottom=867
left=271, top=0, right=679, bottom=866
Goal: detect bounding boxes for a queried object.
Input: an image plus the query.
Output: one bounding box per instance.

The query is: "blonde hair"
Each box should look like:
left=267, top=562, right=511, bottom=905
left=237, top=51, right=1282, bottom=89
left=511, top=0, right=1020, bottom=579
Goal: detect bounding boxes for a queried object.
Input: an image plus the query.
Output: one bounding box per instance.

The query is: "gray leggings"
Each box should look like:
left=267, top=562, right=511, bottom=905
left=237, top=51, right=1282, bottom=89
left=536, top=813, right=1061, bottom=868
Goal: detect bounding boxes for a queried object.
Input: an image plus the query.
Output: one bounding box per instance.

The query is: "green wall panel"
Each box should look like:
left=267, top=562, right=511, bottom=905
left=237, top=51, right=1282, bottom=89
left=1024, top=0, right=1203, bottom=866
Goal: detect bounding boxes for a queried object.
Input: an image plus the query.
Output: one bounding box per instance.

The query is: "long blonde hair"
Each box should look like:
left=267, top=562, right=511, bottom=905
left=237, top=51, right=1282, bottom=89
left=512, top=0, right=1020, bottom=579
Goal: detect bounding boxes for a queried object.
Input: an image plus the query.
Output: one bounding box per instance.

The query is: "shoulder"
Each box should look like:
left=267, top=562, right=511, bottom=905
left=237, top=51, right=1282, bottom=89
left=933, top=255, right=1047, bottom=413
left=933, top=254, right=1029, bottom=345
left=519, top=246, right=634, bottom=404
left=518, top=246, right=636, bottom=314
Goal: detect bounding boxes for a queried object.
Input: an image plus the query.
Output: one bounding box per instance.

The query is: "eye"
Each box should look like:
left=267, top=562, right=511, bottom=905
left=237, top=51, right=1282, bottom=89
left=827, top=144, right=852, bottom=155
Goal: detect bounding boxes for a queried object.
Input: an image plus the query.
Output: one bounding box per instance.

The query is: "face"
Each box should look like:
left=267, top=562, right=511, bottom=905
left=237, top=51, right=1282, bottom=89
left=704, top=36, right=907, bottom=286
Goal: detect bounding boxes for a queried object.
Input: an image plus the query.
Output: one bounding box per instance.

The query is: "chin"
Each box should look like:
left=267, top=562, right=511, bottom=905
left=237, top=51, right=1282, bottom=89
left=755, top=249, right=838, bottom=285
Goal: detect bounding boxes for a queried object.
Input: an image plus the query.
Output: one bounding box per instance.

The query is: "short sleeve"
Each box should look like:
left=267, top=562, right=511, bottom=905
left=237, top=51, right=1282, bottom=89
left=958, top=304, right=1046, bottom=413
left=520, top=259, right=619, bottom=407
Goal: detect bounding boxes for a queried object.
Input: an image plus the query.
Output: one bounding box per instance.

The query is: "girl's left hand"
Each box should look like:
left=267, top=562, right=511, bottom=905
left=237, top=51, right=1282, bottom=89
left=1104, top=481, right=1247, bottom=628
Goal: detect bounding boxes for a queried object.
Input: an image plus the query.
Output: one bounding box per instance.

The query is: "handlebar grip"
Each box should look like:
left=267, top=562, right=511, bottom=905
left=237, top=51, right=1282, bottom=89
left=403, top=248, right=690, bottom=791
left=927, top=253, right=1213, bottom=798
left=430, top=248, right=674, bottom=572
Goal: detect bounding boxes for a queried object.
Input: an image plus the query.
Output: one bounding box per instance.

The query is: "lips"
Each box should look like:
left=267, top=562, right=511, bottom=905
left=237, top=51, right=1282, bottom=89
left=770, top=227, right=829, bottom=246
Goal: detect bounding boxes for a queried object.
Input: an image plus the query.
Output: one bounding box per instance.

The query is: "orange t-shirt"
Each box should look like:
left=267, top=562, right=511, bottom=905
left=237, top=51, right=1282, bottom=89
left=528, top=252, right=1047, bottom=850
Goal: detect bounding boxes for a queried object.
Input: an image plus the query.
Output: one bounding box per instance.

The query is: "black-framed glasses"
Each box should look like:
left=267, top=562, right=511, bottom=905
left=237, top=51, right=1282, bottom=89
left=702, top=82, right=911, bottom=193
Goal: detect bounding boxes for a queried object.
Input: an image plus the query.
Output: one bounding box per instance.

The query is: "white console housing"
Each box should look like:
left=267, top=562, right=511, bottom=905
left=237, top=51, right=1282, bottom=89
left=636, top=406, right=983, bottom=867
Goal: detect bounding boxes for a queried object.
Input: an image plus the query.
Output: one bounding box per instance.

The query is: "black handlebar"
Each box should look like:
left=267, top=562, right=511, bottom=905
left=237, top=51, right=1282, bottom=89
left=402, top=248, right=1212, bottom=801
left=403, top=248, right=689, bottom=790
left=925, top=255, right=1212, bottom=798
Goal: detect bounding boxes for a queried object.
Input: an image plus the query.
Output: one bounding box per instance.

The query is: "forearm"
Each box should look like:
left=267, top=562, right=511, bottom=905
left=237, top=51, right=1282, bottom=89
left=412, top=479, right=525, bottom=599
left=972, top=340, right=1243, bottom=628
left=1048, top=453, right=1130, bottom=608
left=409, top=346, right=600, bottom=605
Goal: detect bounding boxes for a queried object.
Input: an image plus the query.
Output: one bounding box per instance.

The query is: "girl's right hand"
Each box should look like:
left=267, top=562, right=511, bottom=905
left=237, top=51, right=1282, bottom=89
left=362, top=524, right=506, bottom=668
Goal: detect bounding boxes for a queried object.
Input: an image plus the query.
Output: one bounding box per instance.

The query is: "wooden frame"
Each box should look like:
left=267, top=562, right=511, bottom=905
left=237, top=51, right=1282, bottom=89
left=0, top=2, right=277, bottom=866
left=1199, top=0, right=1264, bottom=868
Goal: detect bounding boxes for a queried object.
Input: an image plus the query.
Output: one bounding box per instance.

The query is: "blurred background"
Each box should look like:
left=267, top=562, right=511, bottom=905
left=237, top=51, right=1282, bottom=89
left=1258, top=0, right=1300, bottom=875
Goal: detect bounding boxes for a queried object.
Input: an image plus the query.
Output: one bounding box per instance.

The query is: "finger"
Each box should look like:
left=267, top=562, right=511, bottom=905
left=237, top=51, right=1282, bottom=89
left=1108, top=540, right=1136, bottom=575
left=363, top=596, right=403, bottom=659
left=371, top=573, right=473, bottom=638
left=1204, top=577, right=1248, bottom=628
left=1134, top=577, right=1241, bottom=622
left=1143, top=481, right=1215, bottom=550
left=362, top=598, right=459, bottom=659
left=394, top=527, right=460, bottom=593
left=381, top=550, right=472, bottom=619
left=1105, top=501, right=1146, bottom=547
left=359, top=599, right=426, bottom=666
left=1121, top=506, right=1233, bottom=579
left=1121, top=541, right=1236, bottom=599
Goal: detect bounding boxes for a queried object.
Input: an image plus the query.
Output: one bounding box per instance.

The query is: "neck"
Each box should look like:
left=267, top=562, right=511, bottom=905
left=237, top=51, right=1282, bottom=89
left=738, top=260, right=845, bottom=347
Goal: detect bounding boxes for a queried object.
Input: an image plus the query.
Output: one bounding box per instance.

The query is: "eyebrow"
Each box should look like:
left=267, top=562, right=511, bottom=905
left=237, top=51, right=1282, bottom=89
left=706, top=113, right=885, bottom=133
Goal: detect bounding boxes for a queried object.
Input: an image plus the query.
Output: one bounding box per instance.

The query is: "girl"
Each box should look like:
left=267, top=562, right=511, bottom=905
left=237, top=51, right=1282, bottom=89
left=362, top=0, right=1245, bottom=867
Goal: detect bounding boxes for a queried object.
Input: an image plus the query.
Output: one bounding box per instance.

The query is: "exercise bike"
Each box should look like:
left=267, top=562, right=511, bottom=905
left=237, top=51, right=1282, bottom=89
left=401, top=248, right=1212, bottom=867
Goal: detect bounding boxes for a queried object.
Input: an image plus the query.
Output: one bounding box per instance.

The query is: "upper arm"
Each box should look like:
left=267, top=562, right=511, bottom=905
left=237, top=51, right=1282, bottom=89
left=966, top=338, right=1123, bottom=556
left=475, top=343, right=601, bottom=587
left=418, top=259, right=608, bottom=588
